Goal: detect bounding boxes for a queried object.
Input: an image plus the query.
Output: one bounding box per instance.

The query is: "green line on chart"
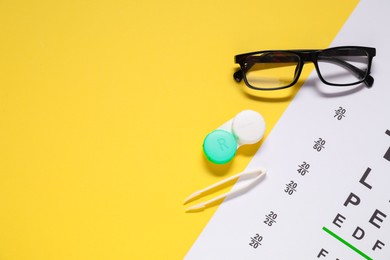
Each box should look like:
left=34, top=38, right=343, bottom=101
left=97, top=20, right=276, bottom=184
left=322, top=226, right=372, bottom=260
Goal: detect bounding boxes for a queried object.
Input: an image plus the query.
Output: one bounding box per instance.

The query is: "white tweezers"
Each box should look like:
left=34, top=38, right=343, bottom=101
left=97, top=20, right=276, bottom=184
left=184, top=167, right=266, bottom=212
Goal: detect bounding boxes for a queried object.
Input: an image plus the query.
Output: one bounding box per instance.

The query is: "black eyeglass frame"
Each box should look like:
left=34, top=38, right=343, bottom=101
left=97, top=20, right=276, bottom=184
left=234, top=46, right=376, bottom=91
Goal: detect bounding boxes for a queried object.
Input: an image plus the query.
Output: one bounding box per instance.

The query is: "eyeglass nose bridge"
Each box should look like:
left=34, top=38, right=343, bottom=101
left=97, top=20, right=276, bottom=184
left=289, top=51, right=318, bottom=71
left=292, top=52, right=317, bottom=78
left=299, top=51, right=319, bottom=63
left=294, top=51, right=322, bottom=81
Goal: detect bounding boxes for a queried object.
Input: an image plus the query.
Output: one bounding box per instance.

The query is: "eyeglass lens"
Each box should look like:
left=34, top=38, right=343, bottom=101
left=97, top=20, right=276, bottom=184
left=317, top=48, right=369, bottom=85
left=245, top=52, right=300, bottom=89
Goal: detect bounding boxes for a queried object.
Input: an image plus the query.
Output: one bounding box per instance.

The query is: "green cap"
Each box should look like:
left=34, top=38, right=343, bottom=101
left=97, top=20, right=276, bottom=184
left=203, top=130, right=237, bottom=164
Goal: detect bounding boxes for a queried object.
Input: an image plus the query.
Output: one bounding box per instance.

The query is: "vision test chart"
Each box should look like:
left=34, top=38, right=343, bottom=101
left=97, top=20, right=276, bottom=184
left=186, top=1, right=390, bottom=259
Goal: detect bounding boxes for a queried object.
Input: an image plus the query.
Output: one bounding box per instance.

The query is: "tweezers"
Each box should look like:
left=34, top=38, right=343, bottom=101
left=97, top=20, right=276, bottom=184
left=184, top=167, right=266, bottom=212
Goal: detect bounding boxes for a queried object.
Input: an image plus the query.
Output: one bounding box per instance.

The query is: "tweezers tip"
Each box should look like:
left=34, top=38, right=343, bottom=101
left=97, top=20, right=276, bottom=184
left=185, top=204, right=206, bottom=213
left=183, top=190, right=202, bottom=205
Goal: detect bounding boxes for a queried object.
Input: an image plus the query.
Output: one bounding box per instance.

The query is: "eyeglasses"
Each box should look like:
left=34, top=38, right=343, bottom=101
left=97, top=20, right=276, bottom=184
left=233, top=46, right=376, bottom=90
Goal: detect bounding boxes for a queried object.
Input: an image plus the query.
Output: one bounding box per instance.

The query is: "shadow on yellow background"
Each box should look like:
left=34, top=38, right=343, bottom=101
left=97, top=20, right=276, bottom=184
left=0, top=0, right=358, bottom=259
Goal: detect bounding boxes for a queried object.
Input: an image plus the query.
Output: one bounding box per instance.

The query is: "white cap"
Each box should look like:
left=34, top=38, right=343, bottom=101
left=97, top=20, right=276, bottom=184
left=232, top=110, right=266, bottom=146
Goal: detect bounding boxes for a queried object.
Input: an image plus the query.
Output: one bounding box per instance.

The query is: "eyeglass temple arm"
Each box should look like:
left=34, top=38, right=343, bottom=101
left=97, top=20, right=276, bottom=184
left=234, top=56, right=374, bottom=87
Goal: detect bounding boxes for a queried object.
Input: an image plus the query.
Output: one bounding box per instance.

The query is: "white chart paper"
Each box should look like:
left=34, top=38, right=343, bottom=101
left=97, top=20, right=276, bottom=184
left=186, top=1, right=390, bottom=259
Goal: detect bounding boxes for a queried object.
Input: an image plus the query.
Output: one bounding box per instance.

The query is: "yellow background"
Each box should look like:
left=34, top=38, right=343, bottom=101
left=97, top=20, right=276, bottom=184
left=0, top=1, right=358, bottom=259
